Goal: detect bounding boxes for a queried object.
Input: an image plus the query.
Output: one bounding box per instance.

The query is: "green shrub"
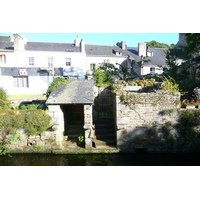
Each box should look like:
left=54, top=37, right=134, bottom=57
left=46, top=77, right=67, bottom=98
left=0, top=111, right=51, bottom=136
left=0, top=87, right=7, bottom=101
left=24, top=111, right=51, bottom=136
left=176, top=109, right=200, bottom=152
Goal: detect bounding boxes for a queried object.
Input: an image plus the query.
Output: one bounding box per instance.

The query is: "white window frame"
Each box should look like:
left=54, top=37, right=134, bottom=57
left=0, top=55, right=6, bottom=64
left=48, top=57, right=53, bottom=67
left=90, top=63, right=96, bottom=71
left=13, top=76, right=29, bottom=88
left=65, top=58, right=71, bottom=66
left=150, top=67, right=156, bottom=74
left=28, top=57, right=35, bottom=66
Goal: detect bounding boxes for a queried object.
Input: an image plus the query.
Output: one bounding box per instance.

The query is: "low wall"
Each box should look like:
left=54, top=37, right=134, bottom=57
left=115, top=90, right=181, bottom=152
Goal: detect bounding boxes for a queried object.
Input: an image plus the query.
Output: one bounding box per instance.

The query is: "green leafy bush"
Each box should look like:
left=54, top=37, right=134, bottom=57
left=176, top=109, right=200, bottom=152
left=46, top=77, right=67, bottom=98
left=0, top=87, right=7, bottom=101
left=25, top=111, right=51, bottom=136
left=0, top=111, right=51, bottom=136
left=93, top=68, right=114, bottom=86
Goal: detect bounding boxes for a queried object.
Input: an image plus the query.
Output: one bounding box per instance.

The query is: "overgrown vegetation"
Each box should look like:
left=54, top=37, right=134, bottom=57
left=46, top=77, right=68, bottom=98
left=163, top=33, right=200, bottom=99
left=93, top=60, right=134, bottom=86
left=0, top=87, right=9, bottom=108
left=175, top=109, right=200, bottom=152
left=0, top=111, right=51, bottom=155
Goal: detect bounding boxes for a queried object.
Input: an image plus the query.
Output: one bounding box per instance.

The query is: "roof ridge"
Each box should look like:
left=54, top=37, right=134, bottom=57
left=27, top=41, right=74, bottom=45
left=86, top=43, right=119, bottom=48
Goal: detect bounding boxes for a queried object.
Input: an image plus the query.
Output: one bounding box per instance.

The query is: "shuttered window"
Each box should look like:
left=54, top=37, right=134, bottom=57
left=13, top=76, right=29, bottom=88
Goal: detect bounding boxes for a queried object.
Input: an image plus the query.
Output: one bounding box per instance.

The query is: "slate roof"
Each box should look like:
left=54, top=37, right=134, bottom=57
left=0, top=36, right=11, bottom=42
left=0, top=35, right=169, bottom=65
left=46, top=79, right=94, bottom=105
left=25, top=42, right=80, bottom=52
left=0, top=36, right=14, bottom=50
left=126, top=47, right=168, bottom=66
left=85, top=44, right=127, bottom=57
left=0, top=36, right=80, bottom=52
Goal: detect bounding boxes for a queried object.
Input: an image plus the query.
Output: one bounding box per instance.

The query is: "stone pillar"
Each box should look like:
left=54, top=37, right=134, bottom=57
left=84, top=104, right=93, bottom=149
left=48, top=105, right=64, bottom=147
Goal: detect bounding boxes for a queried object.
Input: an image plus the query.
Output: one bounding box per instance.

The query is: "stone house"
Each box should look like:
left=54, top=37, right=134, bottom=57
left=0, top=33, right=169, bottom=95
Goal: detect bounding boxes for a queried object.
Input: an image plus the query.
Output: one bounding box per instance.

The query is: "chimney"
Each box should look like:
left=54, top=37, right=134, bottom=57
left=74, top=36, right=80, bottom=47
left=13, top=34, right=25, bottom=50
left=80, top=39, right=85, bottom=53
left=138, top=42, right=147, bottom=57
left=121, top=41, right=126, bottom=50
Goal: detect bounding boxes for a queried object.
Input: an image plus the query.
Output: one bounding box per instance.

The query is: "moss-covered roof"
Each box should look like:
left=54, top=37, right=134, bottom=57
left=46, top=79, right=94, bottom=105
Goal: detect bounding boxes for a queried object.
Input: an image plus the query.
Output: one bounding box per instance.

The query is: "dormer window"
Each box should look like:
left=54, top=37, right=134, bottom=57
left=113, top=49, right=122, bottom=56
left=147, top=51, right=154, bottom=57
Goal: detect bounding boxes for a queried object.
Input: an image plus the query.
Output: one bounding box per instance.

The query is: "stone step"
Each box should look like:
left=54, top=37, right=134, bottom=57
left=94, top=138, right=116, bottom=147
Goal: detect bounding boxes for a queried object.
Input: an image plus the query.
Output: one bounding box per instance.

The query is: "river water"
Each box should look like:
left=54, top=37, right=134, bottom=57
left=0, top=152, right=200, bottom=166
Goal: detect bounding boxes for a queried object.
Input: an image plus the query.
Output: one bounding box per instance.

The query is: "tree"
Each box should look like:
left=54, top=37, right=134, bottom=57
left=163, top=34, right=200, bottom=98
left=146, top=40, right=174, bottom=49
left=46, top=77, right=67, bottom=98
left=93, top=61, right=133, bottom=86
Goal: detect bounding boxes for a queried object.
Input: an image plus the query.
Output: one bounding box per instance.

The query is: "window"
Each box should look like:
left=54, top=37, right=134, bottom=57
left=150, top=67, right=155, bottom=74
left=13, top=76, right=29, bottom=88
left=28, top=57, right=34, bottom=66
left=66, top=58, right=71, bottom=66
left=147, top=51, right=154, bottom=57
left=90, top=63, right=96, bottom=71
left=0, top=55, right=6, bottom=64
left=48, top=57, right=53, bottom=67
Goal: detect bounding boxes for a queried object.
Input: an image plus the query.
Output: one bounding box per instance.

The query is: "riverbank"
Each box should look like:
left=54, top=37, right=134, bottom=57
left=1, top=152, right=200, bottom=166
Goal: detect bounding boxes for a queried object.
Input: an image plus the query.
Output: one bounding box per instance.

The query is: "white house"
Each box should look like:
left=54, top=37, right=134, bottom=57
left=0, top=33, right=168, bottom=95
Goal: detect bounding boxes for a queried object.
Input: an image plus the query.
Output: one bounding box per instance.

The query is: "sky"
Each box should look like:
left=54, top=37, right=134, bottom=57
left=0, top=33, right=179, bottom=47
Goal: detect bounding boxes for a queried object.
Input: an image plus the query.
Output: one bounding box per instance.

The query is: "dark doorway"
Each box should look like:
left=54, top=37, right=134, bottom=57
left=61, top=104, right=84, bottom=137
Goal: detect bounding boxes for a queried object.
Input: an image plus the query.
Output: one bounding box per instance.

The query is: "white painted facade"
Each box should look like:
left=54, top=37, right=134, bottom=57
left=86, top=56, right=127, bottom=72
left=0, top=34, right=167, bottom=95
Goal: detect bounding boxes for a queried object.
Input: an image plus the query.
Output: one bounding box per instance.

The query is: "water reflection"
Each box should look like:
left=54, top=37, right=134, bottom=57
left=0, top=153, right=200, bottom=166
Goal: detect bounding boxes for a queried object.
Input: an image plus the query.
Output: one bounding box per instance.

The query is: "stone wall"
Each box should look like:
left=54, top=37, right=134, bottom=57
left=6, top=107, right=63, bottom=153
left=115, top=89, right=181, bottom=152
left=84, top=104, right=94, bottom=149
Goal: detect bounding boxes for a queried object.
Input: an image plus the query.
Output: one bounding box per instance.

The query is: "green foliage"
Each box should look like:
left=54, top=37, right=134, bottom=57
left=46, top=77, right=67, bottom=98
left=20, top=104, right=39, bottom=110
left=93, top=68, right=113, bottom=86
left=176, top=109, right=200, bottom=152
left=93, top=60, right=134, bottom=86
left=164, top=34, right=200, bottom=99
left=0, top=87, right=7, bottom=101
left=93, top=61, right=117, bottom=86
left=24, top=112, right=51, bottom=136
left=78, top=135, right=85, bottom=143
left=162, top=76, right=182, bottom=94
left=146, top=40, right=174, bottom=49
left=147, top=123, right=158, bottom=137
left=162, top=121, right=173, bottom=140
left=0, top=111, right=51, bottom=136
left=184, top=33, right=200, bottom=59
left=0, top=144, right=10, bottom=156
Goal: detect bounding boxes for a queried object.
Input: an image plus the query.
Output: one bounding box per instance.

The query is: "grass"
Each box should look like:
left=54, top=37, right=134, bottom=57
left=7, top=94, right=46, bottom=101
